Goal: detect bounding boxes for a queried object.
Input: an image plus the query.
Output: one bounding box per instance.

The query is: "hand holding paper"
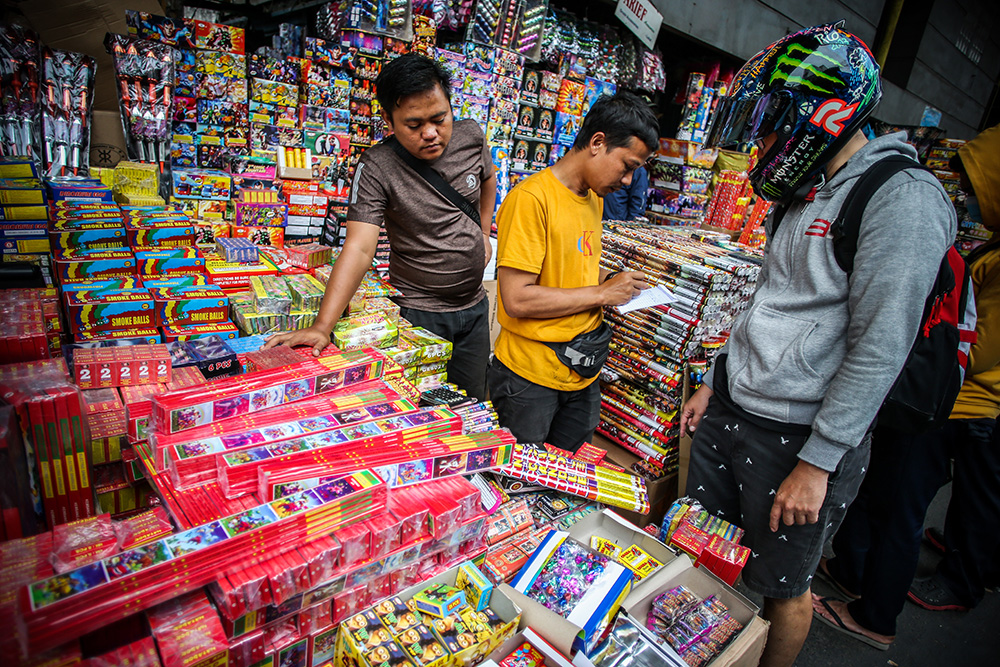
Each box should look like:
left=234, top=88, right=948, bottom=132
left=616, top=284, right=676, bottom=314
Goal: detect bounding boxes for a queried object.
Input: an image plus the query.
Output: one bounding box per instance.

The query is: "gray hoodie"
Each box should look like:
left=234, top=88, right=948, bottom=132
left=704, top=132, right=957, bottom=472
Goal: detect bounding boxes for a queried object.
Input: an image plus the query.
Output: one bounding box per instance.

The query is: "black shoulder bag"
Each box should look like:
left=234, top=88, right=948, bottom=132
left=386, top=136, right=481, bottom=225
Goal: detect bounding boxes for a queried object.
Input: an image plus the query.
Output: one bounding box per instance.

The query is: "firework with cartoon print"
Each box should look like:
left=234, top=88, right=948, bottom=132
left=30, top=562, right=109, bottom=610
left=221, top=505, right=278, bottom=536
left=164, top=521, right=229, bottom=557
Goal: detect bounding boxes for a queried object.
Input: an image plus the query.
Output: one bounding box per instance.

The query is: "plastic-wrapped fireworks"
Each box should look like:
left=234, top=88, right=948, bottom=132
left=40, top=48, right=96, bottom=177
left=0, top=24, right=41, bottom=164
left=105, top=33, right=174, bottom=170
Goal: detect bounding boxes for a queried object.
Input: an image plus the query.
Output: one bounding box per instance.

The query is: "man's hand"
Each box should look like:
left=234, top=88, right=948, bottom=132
left=601, top=271, right=647, bottom=306
left=680, top=384, right=713, bottom=435
left=769, top=460, right=830, bottom=531
left=264, top=324, right=332, bottom=357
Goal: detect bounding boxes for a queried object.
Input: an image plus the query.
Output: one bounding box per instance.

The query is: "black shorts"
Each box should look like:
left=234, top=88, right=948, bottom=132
left=686, top=397, right=870, bottom=598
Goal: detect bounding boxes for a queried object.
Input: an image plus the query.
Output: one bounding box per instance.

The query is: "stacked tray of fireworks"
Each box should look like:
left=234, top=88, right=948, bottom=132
left=216, top=404, right=464, bottom=497
left=498, top=442, right=650, bottom=514
left=18, top=467, right=385, bottom=655
left=161, top=388, right=415, bottom=488
left=0, top=362, right=94, bottom=528
left=213, top=512, right=491, bottom=647
left=597, top=224, right=761, bottom=473
left=0, top=287, right=62, bottom=363
left=256, top=429, right=514, bottom=500
left=230, top=273, right=325, bottom=336
left=149, top=348, right=386, bottom=451
left=209, top=476, right=486, bottom=621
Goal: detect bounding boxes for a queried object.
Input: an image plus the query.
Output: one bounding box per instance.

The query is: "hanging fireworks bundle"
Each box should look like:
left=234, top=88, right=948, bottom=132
left=0, top=24, right=41, bottom=163
left=39, top=48, right=96, bottom=177
left=104, top=33, right=173, bottom=170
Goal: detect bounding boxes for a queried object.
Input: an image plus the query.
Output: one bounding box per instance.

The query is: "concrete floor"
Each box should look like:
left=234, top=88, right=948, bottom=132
left=737, top=484, right=1000, bottom=665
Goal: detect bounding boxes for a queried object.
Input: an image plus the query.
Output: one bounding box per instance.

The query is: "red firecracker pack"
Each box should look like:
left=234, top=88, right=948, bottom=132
left=151, top=350, right=384, bottom=437
left=74, top=345, right=172, bottom=389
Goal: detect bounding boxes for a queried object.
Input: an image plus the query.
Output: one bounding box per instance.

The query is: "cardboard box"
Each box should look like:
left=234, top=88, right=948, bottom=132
left=504, top=530, right=633, bottom=656
left=486, top=628, right=574, bottom=667
left=620, top=556, right=768, bottom=667
left=90, top=110, right=129, bottom=168
left=402, top=564, right=521, bottom=650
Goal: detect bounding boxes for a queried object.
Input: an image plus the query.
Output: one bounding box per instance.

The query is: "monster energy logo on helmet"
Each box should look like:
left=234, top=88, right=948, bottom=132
left=770, top=44, right=845, bottom=95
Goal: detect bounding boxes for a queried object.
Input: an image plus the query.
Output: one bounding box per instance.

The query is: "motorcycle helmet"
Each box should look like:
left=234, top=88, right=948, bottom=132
left=705, top=22, right=881, bottom=202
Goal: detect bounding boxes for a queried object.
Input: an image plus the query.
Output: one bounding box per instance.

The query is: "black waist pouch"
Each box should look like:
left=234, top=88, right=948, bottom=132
left=543, top=321, right=613, bottom=379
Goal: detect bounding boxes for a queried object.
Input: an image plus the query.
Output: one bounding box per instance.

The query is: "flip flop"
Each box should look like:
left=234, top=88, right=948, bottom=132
left=815, top=559, right=861, bottom=600
left=813, top=597, right=892, bottom=651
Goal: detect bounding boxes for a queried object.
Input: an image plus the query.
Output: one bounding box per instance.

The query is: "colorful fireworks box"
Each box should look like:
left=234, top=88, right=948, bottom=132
left=250, top=274, right=292, bottom=315
left=73, top=345, right=171, bottom=389
left=21, top=469, right=385, bottom=654
left=48, top=225, right=128, bottom=250
left=499, top=443, right=650, bottom=514
left=217, top=236, right=260, bottom=263
left=151, top=285, right=229, bottom=326
left=64, top=289, right=155, bottom=335
left=53, top=248, right=138, bottom=284
left=165, top=393, right=419, bottom=489
left=286, top=243, right=332, bottom=269
left=259, top=430, right=514, bottom=500
left=217, top=406, right=463, bottom=498
left=284, top=273, right=326, bottom=311
left=150, top=382, right=398, bottom=462
left=161, top=321, right=241, bottom=341
left=136, top=247, right=207, bottom=277
left=151, top=350, right=385, bottom=437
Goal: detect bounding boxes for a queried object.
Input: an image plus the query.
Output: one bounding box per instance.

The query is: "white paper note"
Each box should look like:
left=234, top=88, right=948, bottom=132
left=615, top=284, right=677, bottom=314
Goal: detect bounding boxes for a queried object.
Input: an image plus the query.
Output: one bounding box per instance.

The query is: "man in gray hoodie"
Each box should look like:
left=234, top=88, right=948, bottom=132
left=680, top=24, right=956, bottom=667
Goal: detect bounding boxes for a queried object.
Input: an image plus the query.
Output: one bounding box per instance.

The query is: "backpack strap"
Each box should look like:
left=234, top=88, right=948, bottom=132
left=385, top=136, right=482, bottom=226
left=832, top=155, right=931, bottom=274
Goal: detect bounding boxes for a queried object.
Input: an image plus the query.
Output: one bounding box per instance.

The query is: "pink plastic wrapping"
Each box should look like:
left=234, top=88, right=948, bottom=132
left=334, top=522, right=371, bottom=568
left=332, top=585, right=370, bottom=624
left=389, top=493, right=428, bottom=544
left=226, top=629, right=266, bottom=667
left=50, top=513, right=118, bottom=573
left=365, top=513, right=402, bottom=559
left=86, top=636, right=161, bottom=667
left=113, top=506, right=173, bottom=550
left=367, top=571, right=392, bottom=603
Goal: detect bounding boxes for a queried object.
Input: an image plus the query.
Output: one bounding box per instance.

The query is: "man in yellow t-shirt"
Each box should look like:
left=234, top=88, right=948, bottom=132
left=488, top=92, right=658, bottom=451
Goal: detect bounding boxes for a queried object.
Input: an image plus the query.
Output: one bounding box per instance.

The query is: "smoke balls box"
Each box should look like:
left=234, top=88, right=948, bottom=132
left=152, top=286, right=230, bottom=326
left=65, top=289, right=155, bottom=334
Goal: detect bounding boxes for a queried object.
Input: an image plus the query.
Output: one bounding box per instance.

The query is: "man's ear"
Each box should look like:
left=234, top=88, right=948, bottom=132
left=381, top=108, right=393, bottom=130
left=589, top=131, right=606, bottom=156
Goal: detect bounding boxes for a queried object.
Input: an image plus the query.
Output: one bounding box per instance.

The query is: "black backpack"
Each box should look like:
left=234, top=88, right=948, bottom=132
left=831, top=155, right=978, bottom=433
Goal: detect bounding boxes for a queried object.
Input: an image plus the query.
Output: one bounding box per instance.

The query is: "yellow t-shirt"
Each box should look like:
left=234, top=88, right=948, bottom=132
left=494, top=167, right=604, bottom=392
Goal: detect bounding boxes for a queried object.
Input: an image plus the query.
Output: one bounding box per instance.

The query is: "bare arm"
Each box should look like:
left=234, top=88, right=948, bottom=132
left=498, top=266, right=647, bottom=319
left=264, top=221, right=379, bottom=354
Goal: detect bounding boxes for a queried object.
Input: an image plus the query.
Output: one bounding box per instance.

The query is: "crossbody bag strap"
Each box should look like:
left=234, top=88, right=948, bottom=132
left=386, top=136, right=481, bottom=226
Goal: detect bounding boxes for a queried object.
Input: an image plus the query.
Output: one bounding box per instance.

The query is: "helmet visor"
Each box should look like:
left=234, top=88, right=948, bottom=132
left=705, top=90, right=794, bottom=148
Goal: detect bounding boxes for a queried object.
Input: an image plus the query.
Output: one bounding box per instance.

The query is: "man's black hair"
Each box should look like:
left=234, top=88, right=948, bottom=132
left=375, top=53, right=452, bottom=115
left=572, top=91, right=659, bottom=153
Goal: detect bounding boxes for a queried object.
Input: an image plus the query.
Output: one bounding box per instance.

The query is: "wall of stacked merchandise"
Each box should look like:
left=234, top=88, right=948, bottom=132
left=3, top=2, right=984, bottom=667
